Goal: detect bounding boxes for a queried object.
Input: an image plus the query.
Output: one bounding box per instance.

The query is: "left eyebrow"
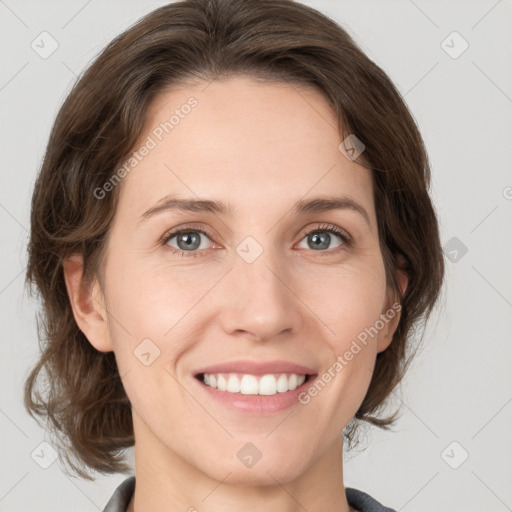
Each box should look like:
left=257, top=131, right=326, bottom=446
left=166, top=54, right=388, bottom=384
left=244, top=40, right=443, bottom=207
left=137, top=194, right=371, bottom=228
left=293, top=196, right=371, bottom=227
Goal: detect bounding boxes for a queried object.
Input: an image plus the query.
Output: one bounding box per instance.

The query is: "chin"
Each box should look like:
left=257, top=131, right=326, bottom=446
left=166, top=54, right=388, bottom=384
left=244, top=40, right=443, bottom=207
left=204, top=455, right=307, bottom=487
left=223, top=468, right=297, bottom=487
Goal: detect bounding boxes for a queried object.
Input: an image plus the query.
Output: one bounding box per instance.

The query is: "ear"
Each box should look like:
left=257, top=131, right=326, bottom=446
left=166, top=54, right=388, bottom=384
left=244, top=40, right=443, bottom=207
left=62, top=253, right=114, bottom=352
left=377, top=253, right=408, bottom=353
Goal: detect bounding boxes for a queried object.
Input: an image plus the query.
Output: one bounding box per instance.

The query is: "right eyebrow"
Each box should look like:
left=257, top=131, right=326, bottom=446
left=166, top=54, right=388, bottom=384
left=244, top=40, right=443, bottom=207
left=137, top=195, right=236, bottom=227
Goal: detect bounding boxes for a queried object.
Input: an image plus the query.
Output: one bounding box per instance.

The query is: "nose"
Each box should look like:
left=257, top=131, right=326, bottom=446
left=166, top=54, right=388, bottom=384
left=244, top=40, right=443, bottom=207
left=216, top=247, right=304, bottom=342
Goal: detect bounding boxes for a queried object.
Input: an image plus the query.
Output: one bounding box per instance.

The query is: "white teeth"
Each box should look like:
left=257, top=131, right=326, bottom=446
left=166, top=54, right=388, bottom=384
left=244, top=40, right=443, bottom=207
left=201, top=372, right=308, bottom=395
left=240, top=375, right=259, bottom=394
left=227, top=374, right=241, bottom=393
left=276, top=374, right=289, bottom=392
left=258, top=375, right=277, bottom=395
left=217, top=374, right=227, bottom=391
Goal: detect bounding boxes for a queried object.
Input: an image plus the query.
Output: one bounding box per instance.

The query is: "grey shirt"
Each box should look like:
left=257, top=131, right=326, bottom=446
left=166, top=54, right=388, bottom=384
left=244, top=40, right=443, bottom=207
left=102, top=476, right=397, bottom=512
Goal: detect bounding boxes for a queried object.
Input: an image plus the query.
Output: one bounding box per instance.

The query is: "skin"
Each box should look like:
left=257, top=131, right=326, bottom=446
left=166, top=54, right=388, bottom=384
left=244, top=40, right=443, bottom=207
left=64, top=75, right=407, bottom=512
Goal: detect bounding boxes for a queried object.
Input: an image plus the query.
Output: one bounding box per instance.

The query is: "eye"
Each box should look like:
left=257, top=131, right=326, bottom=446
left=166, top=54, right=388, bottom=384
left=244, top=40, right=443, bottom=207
left=161, top=222, right=352, bottom=258
left=297, top=223, right=351, bottom=254
left=163, top=226, right=214, bottom=258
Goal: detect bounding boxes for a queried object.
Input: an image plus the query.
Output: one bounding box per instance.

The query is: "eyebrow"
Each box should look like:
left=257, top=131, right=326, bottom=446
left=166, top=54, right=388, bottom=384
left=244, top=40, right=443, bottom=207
left=137, top=194, right=371, bottom=227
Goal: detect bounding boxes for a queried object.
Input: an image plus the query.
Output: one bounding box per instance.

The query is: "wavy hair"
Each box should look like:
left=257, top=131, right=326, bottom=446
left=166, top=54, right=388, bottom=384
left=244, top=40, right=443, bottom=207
left=24, top=0, right=445, bottom=479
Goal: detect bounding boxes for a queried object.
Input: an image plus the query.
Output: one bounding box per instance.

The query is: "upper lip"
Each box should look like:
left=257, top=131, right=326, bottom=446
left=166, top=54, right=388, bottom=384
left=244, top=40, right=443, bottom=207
left=194, top=359, right=317, bottom=377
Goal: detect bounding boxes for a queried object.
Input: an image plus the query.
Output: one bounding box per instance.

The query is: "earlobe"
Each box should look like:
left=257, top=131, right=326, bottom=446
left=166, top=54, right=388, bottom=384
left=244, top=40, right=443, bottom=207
left=396, top=260, right=408, bottom=299
left=62, top=253, right=114, bottom=353
left=376, top=302, right=401, bottom=354
left=377, top=253, right=409, bottom=353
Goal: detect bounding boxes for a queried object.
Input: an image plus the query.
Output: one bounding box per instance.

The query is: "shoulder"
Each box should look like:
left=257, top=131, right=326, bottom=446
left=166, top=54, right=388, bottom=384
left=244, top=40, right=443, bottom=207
left=346, top=487, right=397, bottom=512
left=102, top=476, right=136, bottom=512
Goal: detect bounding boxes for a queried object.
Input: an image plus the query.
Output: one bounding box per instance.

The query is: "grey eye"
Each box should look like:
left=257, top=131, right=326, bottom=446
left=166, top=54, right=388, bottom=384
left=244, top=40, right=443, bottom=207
left=166, top=231, right=211, bottom=251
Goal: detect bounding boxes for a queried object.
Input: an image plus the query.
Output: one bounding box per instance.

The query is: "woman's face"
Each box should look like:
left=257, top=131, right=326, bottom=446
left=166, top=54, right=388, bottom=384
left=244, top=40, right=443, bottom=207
left=86, top=75, right=400, bottom=484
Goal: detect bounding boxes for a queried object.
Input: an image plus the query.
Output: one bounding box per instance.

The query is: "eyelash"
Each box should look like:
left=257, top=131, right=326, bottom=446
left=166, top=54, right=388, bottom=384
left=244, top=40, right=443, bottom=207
left=160, top=223, right=352, bottom=258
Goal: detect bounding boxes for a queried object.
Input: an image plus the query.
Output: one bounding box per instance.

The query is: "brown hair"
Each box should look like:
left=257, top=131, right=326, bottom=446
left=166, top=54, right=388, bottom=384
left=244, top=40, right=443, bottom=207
left=24, top=0, right=445, bottom=479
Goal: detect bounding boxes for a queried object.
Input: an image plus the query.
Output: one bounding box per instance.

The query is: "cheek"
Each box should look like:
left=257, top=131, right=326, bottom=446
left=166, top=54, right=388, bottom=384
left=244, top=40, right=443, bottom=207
left=103, top=248, right=197, bottom=331
left=300, top=260, right=387, bottom=409
left=103, top=239, right=387, bottom=367
left=100, top=251, right=213, bottom=379
left=300, top=258, right=388, bottom=343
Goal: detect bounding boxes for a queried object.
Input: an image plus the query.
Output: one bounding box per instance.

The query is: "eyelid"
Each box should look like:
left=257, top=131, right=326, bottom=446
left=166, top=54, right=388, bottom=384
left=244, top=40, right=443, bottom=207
left=161, top=222, right=352, bottom=257
left=298, top=223, right=353, bottom=253
left=160, top=224, right=218, bottom=252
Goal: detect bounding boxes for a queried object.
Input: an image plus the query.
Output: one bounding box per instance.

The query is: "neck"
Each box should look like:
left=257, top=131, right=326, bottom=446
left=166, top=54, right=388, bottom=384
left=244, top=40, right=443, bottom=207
left=127, top=413, right=355, bottom=512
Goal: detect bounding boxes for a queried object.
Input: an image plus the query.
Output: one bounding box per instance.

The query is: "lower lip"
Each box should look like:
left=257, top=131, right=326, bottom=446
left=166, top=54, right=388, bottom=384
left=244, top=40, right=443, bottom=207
left=194, top=375, right=317, bottom=415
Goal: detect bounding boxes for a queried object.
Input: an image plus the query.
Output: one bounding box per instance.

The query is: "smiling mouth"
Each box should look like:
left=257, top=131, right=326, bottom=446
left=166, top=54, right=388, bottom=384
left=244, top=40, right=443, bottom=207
left=195, top=372, right=315, bottom=396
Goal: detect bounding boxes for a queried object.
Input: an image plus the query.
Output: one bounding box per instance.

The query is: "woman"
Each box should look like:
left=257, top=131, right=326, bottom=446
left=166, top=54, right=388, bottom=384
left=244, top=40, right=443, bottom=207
left=24, top=1, right=445, bottom=511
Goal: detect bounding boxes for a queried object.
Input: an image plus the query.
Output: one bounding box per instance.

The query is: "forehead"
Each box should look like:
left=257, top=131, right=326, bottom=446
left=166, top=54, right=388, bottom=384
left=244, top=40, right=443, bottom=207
left=116, top=75, right=374, bottom=222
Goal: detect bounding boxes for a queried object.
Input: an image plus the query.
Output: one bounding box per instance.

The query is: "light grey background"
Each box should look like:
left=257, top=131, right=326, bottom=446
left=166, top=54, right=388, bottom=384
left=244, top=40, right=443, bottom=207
left=1, top=1, right=511, bottom=511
